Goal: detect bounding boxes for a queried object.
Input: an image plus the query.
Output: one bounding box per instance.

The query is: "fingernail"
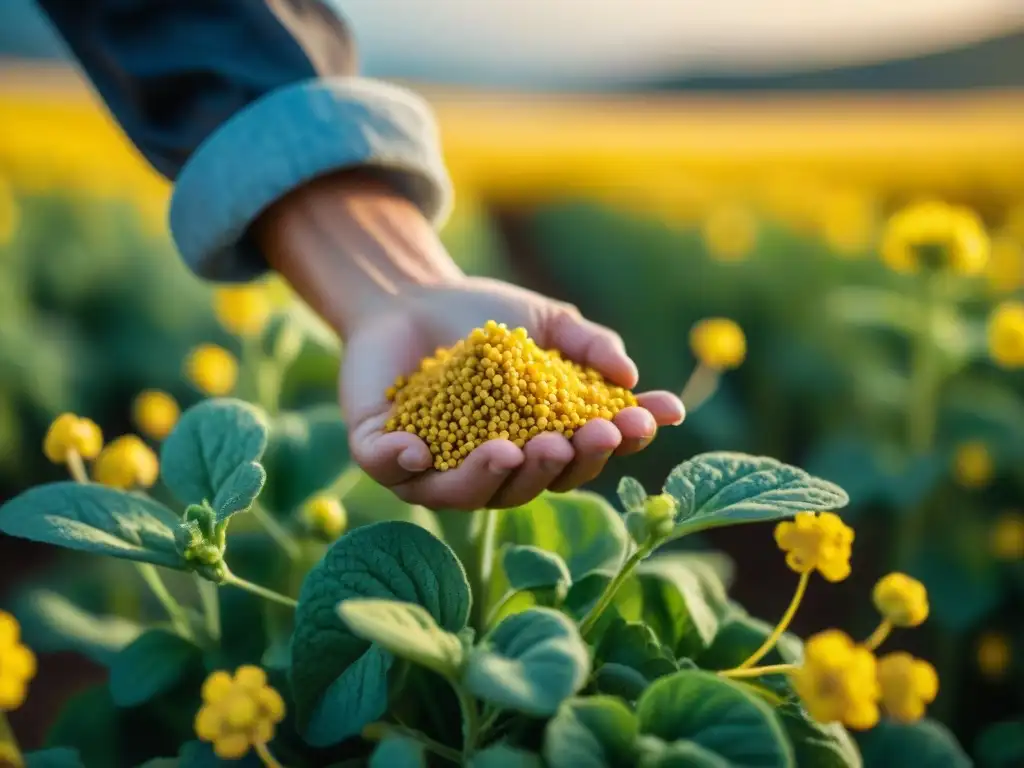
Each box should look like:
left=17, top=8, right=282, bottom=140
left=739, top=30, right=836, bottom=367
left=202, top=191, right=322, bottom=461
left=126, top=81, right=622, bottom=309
left=398, top=448, right=426, bottom=472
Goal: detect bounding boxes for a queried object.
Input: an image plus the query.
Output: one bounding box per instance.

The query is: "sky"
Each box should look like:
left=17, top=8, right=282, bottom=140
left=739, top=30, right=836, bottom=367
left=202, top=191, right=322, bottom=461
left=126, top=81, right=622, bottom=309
left=338, top=0, right=1024, bottom=87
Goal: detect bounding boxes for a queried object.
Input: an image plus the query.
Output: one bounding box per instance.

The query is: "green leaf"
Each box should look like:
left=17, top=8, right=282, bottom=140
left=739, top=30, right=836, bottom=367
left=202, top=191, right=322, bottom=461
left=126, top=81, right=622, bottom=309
left=161, top=398, right=269, bottom=520
left=502, top=545, right=572, bottom=595
left=617, top=476, right=647, bottom=514
left=698, top=613, right=803, bottom=671
left=261, top=405, right=350, bottom=513
left=369, top=736, right=426, bottom=768
left=11, top=588, right=142, bottom=666
left=470, top=745, right=544, bottom=768
left=544, top=696, right=639, bottom=768
left=108, top=628, right=202, bottom=707
left=855, top=719, right=970, bottom=768
left=975, top=719, right=1024, bottom=768
left=592, top=663, right=651, bottom=701
left=662, top=452, right=849, bottom=537
left=292, top=521, right=471, bottom=746
left=596, top=619, right=677, bottom=688
left=43, top=685, right=119, bottom=768
left=489, top=491, right=629, bottom=609
left=337, top=598, right=464, bottom=677
left=177, top=740, right=261, bottom=767
left=637, top=670, right=794, bottom=767
left=465, top=607, right=590, bottom=716
left=0, top=483, right=186, bottom=568
left=641, top=740, right=732, bottom=768
left=778, top=700, right=861, bottom=768
left=24, top=749, right=86, bottom=768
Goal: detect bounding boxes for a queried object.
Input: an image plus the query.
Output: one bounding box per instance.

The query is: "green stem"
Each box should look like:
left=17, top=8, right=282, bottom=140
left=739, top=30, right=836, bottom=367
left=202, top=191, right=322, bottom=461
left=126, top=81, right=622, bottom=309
left=195, top=575, right=221, bottom=642
left=456, top=685, right=481, bottom=759
left=734, top=570, right=810, bottom=670
left=364, top=722, right=462, bottom=764
left=484, top=590, right=521, bottom=629
left=719, top=663, right=796, bottom=680
left=579, top=545, right=651, bottom=638
left=253, top=741, right=283, bottom=768
left=136, top=563, right=193, bottom=639
left=679, top=362, right=721, bottom=414
left=223, top=573, right=298, bottom=608
left=471, top=508, right=498, bottom=630
left=896, top=274, right=943, bottom=567
left=249, top=504, right=301, bottom=561
left=477, top=707, right=503, bottom=740
left=0, top=711, right=23, bottom=768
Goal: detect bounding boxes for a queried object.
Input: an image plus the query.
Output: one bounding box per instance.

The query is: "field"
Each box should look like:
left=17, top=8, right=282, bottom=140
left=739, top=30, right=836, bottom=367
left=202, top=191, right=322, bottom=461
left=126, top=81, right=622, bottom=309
left=1, top=66, right=1023, bottom=767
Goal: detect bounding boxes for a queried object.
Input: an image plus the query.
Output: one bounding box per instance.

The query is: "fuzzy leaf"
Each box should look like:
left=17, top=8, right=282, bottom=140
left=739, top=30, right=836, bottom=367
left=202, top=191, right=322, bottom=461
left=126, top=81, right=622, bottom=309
left=502, top=545, right=572, bottom=594
left=616, top=476, right=648, bottom=515
left=470, top=745, right=544, bottom=768
left=856, top=720, right=969, bottom=768
left=369, top=737, right=426, bottom=768
left=0, top=482, right=185, bottom=568
left=663, top=452, right=848, bottom=537
left=544, top=696, right=639, bottom=768
left=161, top=398, right=268, bottom=520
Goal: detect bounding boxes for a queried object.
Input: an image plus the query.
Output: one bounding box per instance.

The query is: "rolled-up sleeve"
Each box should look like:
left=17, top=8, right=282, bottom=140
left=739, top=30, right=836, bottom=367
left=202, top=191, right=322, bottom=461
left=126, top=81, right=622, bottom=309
left=33, top=0, right=452, bottom=281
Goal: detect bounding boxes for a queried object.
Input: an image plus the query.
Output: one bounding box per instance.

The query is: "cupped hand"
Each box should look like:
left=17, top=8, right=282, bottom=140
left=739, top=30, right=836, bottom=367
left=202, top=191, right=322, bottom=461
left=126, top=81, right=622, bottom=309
left=340, top=277, right=684, bottom=511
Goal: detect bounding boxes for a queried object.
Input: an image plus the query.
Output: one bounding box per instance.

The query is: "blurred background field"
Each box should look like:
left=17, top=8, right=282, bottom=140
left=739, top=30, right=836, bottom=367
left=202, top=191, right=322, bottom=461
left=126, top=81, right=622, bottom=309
left=2, top=1, right=1024, bottom=764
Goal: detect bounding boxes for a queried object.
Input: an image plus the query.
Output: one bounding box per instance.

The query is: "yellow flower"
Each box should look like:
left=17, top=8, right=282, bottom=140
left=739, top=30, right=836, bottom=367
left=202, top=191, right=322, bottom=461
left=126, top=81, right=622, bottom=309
left=977, top=632, right=1012, bottom=681
left=774, top=512, right=854, bottom=582
left=789, top=630, right=880, bottom=730
left=877, top=652, right=938, bottom=723
left=986, top=236, right=1023, bottom=294
left=43, top=413, right=103, bottom=464
left=0, top=177, right=20, bottom=246
left=689, top=318, right=747, bottom=370
left=952, top=441, right=994, bottom=489
left=991, top=512, right=1024, bottom=560
left=881, top=201, right=988, bottom=275
left=0, top=610, right=37, bottom=712
left=818, top=188, right=878, bottom=256
left=872, top=573, right=929, bottom=628
left=702, top=204, right=758, bottom=261
left=132, top=390, right=180, bottom=441
left=987, top=302, right=1024, bottom=369
left=301, top=495, right=347, bottom=540
left=213, top=285, right=272, bottom=337
left=194, top=666, right=286, bottom=760
left=93, top=436, right=159, bottom=490
left=186, top=344, right=238, bottom=396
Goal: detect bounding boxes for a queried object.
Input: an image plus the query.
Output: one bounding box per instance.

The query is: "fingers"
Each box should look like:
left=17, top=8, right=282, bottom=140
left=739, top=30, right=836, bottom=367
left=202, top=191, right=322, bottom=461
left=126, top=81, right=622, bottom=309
left=391, top=440, right=525, bottom=511
left=549, top=419, right=622, bottom=492
left=613, top=392, right=685, bottom=456
left=348, top=413, right=432, bottom=487
left=545, top=309, right=639, bottom=389
left=490, top=432, right=575, bottom=509
left=637, top=391, right=686, bottom=426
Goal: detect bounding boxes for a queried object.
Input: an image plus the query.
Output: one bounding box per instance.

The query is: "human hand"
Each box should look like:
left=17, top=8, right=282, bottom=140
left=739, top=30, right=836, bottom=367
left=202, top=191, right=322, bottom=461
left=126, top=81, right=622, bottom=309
left=259, top=172, right=684, bottom=510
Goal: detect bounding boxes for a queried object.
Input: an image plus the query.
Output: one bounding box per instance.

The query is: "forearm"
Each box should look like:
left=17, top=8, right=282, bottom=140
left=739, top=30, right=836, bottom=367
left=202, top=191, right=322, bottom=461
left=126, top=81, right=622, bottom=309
left=257, top=171, right=464, bottom=340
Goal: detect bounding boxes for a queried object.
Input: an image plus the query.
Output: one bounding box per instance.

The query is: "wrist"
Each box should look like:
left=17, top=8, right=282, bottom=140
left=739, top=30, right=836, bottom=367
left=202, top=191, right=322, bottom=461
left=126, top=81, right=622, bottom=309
left=255, top=170, right=464, bottom=339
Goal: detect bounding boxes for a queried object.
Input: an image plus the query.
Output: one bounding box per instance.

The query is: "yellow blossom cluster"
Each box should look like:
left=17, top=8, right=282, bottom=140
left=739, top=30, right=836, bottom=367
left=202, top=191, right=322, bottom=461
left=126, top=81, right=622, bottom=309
left=93, top=435, right=159, bottom=490
left=0, top=611, right=36, bottom=712
left=213, top=285, right=272, bottom=337
left=194, top=666, right=285, bottom=760
left=774, top=511, right=854, bottom=582
left=689, top=318, right=747, bottom=370
left=132, top=390, right=180, bottom=441
left=186, top=344, right=239, bottom=396
left=987, top=301, right=1024, bottom=369
left=881, top=200, right=989, bottom=276
left=43, top=413, right=103, bottom=465
left=301, top=495, right=347, bottom=540
left=384, top=321, right=638, bottom=471
left=873, top=573, right=929, bottom=627
left=990, top=512, right=1024, bottom=560
left=952, top=441, right=995, bottom=490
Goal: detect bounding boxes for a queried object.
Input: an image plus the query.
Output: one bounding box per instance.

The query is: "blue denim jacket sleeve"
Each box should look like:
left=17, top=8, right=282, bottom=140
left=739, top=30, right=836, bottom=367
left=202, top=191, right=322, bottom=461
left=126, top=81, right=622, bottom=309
left=33, top=0, right=452, bottom=281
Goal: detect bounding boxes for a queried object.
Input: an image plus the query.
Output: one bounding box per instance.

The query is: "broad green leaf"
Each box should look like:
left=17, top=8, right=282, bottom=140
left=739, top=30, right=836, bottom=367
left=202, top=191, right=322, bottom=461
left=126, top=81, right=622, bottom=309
left=592, top=663, right=651, bottom=701
left=641, top=740, right=731, bottom=768
left=502, top=545, right=572, bottom=595
left=662, top=452, right=849, bottom=537
left=470, top=745, right=544, bottom=768
left=779, top=701, right=861, bottom=768
left=261, top=405, right=350, bottom=513
left=109, top=628, right=202, bottom=707
left=12, top=588, right=142, bottom=666
left=161, top=398, right=269, bottom=520
left=465, top=608, right=590, bottom=716
left=635, top=553, right=731, bottom=657
left=855, top=719, right=970, bottom=768
left=337, top=599, right=464, bottom=677
left=544, top=696, right=639, bottom=768
left=596, top=619, right=677, bottom=686
left=24, top=749, right=85, bottom=768
left=369, top=736, right=426, bottom=768
left=489, top=491, right=629, bottom=609
left=637, top=670, right=794, bottom=767
left=292, top=521, right=471, bottom=746
left=617, top=476, right=647, bottom=514
left=0, top=483, right=186, bottom=568
left=975, top=720, right=1024, bottom=768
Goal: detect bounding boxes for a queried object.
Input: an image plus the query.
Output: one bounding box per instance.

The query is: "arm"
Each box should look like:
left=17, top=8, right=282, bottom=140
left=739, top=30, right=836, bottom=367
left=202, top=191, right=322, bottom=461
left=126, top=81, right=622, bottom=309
left=34, top=0, right=450, bottom=280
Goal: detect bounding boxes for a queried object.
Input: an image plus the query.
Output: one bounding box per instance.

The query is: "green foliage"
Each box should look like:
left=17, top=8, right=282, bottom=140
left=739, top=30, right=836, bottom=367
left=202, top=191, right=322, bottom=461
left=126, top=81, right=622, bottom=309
left=369, top=737, right=427, bottom=768
left=0, top=482, right=186, bottom=568
left=856, top=720, right=971, bottom=768
left=161, top=398, right=269, bottom=520
left=108, top=628, right=203, bottom=707
left=23, top=749, right=86, bottom=768
left=974, top=720, right=1024, bottom=768
left=501, top=544, right=573, bottom=596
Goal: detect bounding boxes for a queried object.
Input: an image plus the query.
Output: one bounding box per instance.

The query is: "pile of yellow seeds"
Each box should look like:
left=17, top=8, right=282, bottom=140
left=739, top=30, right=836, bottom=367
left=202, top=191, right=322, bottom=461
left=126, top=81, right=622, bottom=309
left=384, top=321, right=638, bottom=471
